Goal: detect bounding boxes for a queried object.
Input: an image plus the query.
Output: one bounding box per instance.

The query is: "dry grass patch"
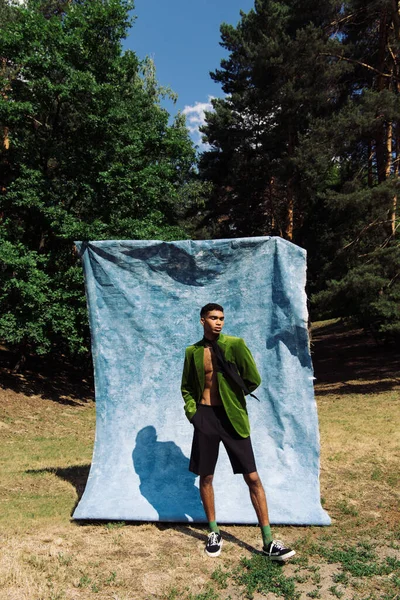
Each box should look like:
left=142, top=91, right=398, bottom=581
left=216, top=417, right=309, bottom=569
left=0, top=322, right=399, bottom=599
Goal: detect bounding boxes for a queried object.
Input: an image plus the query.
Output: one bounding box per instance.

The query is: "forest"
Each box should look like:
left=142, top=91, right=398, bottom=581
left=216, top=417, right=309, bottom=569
left=1, top=0, right=399, bottom=366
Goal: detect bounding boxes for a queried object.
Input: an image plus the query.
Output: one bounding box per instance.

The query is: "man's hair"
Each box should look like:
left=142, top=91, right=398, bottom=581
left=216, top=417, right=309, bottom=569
left=200, top=303, right=224, bottom=318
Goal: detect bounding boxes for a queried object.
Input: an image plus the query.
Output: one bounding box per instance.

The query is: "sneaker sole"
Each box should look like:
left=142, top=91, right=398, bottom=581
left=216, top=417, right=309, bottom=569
left=262, top=549, right=296, bottom=561
left=205, top=539, right=223, bottom=558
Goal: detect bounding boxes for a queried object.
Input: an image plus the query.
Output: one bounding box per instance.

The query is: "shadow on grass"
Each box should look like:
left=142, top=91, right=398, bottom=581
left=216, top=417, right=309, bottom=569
left=27, top=464, right=91, bottom=515
left=28, top=467, right=261, bottom=556
left=69, top=518, right=260, bottom=555
left=154, top=522, right=259, bottom=554
left=312, top=320, right=400, bottom=396
left=0, top=346, right=94, bottom=406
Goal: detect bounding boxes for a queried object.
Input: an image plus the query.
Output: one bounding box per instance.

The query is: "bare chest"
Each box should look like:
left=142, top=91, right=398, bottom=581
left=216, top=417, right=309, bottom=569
left=203, top=347, right=217, bottom=375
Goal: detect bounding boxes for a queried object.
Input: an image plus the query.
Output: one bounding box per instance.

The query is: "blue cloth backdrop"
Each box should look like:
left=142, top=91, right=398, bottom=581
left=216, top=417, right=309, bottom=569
left=73, top=237, right=330, bottom=525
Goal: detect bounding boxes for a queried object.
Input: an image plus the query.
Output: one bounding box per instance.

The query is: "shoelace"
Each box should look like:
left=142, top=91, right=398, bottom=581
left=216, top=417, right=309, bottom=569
left=271, top=539, right=286, bottom=551
left=208, top=532, right=220, bottom=546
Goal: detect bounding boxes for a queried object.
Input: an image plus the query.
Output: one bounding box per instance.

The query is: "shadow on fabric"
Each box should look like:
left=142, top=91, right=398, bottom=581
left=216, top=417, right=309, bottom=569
left=132, top=426, right=203, bottom=521
left=266, top=248, right=312, bottom=369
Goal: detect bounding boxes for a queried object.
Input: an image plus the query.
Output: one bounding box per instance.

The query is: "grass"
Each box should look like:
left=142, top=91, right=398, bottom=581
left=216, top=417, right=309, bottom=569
left=233, top=556, right=299, bottom=599
left=0, top=321, right=399, bottom=599
left=211, top=566, right=230, bottom=589
left=311, top=541, right=400, bottom=577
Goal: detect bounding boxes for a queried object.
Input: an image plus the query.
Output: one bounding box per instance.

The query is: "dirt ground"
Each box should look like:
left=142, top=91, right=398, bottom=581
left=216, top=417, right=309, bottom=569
left=0, top=321, right=399, bottom=600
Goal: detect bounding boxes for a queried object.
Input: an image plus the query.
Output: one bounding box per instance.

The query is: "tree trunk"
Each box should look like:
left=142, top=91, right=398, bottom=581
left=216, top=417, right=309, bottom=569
left=390, top=0, right=400, bottom=236
left=391, top=127, right=399, bottom=236
left=388, top=0, right=400, bottom=236
left=392, top=0, right=400, bottom=42
left=1, top=127, right=9, bottom=194
left=13, top=353, right=27, bottom=373
left=2, top=126, right=9, bottom=149
left=1, top=58, right=10, bottom=193
left=375, top=7, right=389, bottom=183
left=285, top=181, right=294, bottom=241
left=385, top=120, right=393, bottom=180
left=285, top=129, right=295, bottom=241
left=392, top=193, right=398, bottom=236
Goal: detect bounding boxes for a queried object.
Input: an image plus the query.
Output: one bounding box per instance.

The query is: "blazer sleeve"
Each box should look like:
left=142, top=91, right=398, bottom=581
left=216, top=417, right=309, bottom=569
left=234, top=338, right=261, bottom=393
left=181, top=348, right=198, bottom=421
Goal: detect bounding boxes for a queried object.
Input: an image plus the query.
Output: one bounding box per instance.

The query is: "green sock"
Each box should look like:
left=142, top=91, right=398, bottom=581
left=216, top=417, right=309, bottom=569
left=261, top=525, right=273, bottom=546
left=209, top=520, right=220, bottom=534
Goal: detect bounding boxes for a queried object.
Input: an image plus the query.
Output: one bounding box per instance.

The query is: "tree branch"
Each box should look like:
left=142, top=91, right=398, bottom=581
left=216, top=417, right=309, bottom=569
left=319, top=53, right=400, bottom=81
left=328, top=10, right=363, bottom=29
left=387, top=43, right=398, bottom=67
left=340, top=218, right=390, bottom=252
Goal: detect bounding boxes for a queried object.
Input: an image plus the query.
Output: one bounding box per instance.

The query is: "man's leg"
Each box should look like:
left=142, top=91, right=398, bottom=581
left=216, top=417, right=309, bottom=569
left=243, top=471, right=273, bottom=546
left=199, top=474, right=217, bottom=524
left=243, top=471, right=295, bottom=561
left=199, top=474, right=223, bottom=557
left=190, top=406, right=223, bottom=558
left=243, top=471, right=270, bottom=526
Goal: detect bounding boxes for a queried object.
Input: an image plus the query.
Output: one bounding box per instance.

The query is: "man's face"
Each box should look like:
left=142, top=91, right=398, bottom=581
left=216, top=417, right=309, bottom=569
left=201, top=310, right=225, bottom=338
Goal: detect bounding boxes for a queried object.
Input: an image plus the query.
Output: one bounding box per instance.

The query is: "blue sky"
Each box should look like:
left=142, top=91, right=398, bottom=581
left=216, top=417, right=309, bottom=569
left=124, top=0, right=254, bottom=149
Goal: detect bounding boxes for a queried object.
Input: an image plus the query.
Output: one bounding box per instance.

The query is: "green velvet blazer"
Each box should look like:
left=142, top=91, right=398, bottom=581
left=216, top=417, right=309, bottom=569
left=181, top=333, right=261, bottom=438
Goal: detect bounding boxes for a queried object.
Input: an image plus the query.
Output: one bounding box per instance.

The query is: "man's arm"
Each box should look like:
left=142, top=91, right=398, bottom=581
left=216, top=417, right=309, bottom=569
left=181, top=348, right=198, bottom=421
left=234, top=338, right=261, bottom=393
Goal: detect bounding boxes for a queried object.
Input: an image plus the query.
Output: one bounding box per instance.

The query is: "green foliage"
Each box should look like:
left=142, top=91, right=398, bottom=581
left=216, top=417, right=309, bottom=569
left=200, top=0, right=400, bottom=341
left=199, top=0, right=345, bottom=239
left=314, top=244, right=400, bottom=340
left=0, top=0, right=16, bottom=23
left=0, top=0, right=202, bottom=361
left=301, top=1, right=400, bottom=339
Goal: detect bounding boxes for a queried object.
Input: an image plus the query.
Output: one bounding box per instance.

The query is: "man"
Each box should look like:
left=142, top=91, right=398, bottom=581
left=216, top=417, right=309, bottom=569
left=181, top=303, right=295, bottom=561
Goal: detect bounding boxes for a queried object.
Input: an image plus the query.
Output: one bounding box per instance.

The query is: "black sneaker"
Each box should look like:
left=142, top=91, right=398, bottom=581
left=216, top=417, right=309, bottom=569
left=262, top=540, right=295, bottom=561
left=205, top=531, right=223, bottom=557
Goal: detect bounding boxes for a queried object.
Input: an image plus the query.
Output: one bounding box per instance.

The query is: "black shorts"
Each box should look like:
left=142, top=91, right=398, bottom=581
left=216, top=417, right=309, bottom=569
left=189, top=404, right=257, bottom=476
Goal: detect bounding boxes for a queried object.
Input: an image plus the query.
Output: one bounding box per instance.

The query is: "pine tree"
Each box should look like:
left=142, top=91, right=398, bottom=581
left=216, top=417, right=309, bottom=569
left=199, top=0, right=399, bottom=341
left=199, top=0, right=344, bottom=241
left=310, top=0, right=400, bottom=341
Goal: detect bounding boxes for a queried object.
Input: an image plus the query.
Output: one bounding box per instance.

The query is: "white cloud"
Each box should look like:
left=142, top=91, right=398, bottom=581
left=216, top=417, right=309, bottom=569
left=182, top=96, right=214, bottom=151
